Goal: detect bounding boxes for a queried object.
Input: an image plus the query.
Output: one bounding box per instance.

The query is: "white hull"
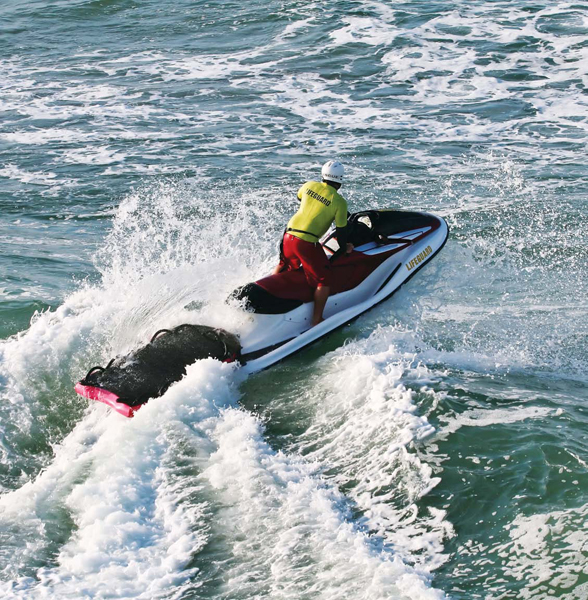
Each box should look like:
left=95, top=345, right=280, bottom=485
left=240, top=215, right=448, bottom=373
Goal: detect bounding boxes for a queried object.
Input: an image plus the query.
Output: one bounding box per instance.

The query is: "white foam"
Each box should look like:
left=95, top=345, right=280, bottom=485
left=0, top=360, right=235, bottom=598
left=202, top=404, right=446, bottom=600
left=61, top=146, right=126, bottom=166
left=330, top=17, right=400, bottom=47
left=276, top=17, right=316, bottom=41
left=1, top=3, right=586, bottom=175
left=2, top=2, right=588, bottom=173
left=499, top=504, right=588, bottom=598
left=0, top=129, right=93, bottom=145
left=291, top=333, right=454, bottom=573
left=0, top=165, right=57, bottom=186
left=0, top=353, right=447, bottom=599
left=436, top=406, right=556, bottom=439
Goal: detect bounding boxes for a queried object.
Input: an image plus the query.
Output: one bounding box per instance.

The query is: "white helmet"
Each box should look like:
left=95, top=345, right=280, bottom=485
left=321, top=160, right=344, bottom=184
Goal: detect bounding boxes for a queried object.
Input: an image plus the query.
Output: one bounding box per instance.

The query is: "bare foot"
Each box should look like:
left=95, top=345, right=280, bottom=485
left=311, top=318, right=324, bottom=327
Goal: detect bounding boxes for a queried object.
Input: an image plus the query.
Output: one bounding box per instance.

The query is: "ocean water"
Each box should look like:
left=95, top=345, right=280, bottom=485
left=1, top=0, right=587, bottom=598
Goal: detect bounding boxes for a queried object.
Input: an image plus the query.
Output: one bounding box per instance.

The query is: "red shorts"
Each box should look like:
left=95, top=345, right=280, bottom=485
left=278, top=233, right=331, bottom=288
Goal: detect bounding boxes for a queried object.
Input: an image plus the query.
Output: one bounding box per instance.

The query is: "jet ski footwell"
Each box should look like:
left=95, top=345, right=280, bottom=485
left=75, top=209, right=448, bottom=417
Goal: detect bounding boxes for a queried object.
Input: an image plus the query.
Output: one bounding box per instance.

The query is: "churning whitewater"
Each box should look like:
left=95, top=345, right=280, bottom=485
left=1, top=1, right=587, bottom=599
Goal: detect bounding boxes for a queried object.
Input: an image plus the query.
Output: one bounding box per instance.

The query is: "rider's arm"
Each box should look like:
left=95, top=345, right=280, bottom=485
left=297, top=183, right=306, bottom=202
left=335, top=198, right=352, bottom=252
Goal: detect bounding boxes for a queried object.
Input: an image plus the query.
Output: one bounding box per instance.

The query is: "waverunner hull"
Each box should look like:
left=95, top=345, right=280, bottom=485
left=238, top=211, right=449, bottom=371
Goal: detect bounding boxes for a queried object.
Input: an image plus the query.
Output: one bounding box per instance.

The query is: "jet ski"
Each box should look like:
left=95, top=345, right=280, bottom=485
left=75, top=209, right=448, bottom=417
left=234, top=209, right=448, bottom=371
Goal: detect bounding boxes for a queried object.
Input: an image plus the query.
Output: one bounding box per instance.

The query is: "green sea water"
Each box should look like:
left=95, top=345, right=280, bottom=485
left=1, top=1, right=587, bottom=598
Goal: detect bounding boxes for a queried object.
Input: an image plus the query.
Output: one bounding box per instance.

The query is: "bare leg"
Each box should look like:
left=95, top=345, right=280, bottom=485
left=312, top=285, right=330, bottom=326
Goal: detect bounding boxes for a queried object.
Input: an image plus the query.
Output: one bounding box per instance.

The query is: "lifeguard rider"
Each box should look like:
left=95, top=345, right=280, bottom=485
left=274, top=160, right=353, bottom=326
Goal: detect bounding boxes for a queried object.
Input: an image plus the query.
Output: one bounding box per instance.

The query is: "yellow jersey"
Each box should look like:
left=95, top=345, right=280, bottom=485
left=286, top=181, right=348, bottom=243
